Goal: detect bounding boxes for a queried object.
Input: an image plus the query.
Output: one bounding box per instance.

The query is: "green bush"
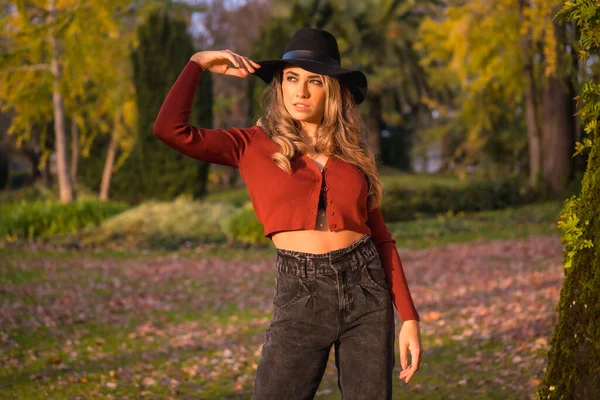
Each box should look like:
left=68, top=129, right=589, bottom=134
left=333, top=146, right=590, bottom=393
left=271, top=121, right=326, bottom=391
left=0, top=183, right=58, bottom=203
left=381, top=177, right=540, bottom=222
left=203, top=188, right=251, bottom=207
left=81, top=197, right=237, bottom=249
left=225, top=203, right=271, bottom=246
left=0, top=199, right=129, bottom=240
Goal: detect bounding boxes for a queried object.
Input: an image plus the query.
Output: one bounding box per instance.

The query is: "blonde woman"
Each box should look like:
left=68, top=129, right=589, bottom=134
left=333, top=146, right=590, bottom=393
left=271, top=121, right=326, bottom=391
left=154, top=27, right=422, bottom=399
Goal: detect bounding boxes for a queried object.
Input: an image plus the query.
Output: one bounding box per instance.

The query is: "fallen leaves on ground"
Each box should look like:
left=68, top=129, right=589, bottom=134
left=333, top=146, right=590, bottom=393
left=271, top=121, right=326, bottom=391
left=1, top=235, right=563, bottom=398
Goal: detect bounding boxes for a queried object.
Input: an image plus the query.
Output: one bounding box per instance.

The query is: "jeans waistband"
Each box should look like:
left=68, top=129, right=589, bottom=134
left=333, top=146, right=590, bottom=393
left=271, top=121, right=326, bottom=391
left=275, top=234, right=377, bottom=276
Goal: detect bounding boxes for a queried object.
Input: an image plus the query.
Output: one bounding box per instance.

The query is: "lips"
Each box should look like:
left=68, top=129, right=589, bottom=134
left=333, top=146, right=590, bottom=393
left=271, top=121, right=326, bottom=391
left=293, top=103, right=310, bottom=111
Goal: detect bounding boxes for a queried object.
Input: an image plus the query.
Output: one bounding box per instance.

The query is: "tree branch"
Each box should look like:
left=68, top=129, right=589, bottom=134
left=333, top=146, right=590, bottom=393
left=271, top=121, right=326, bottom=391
left=0, top=64, right=50, bottom=73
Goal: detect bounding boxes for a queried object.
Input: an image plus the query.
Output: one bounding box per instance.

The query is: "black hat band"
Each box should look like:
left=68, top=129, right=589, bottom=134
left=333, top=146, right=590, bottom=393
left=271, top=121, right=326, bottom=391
left=282, top=50, right=341, bottom=68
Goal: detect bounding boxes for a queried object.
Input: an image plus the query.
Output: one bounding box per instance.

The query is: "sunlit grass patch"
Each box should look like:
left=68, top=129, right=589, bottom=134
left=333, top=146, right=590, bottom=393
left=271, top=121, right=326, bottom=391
left=390, top=201, right=562, bottom=250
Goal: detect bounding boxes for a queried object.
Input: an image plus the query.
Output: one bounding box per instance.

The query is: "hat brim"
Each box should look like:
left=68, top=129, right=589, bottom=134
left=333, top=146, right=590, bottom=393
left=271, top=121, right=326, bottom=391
left=251, top=59, right=367, bottom=105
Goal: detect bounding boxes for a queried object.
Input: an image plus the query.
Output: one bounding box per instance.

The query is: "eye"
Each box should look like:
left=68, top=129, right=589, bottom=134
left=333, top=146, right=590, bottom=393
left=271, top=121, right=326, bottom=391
left=311, top=80, right=323, bottom=85
left=286, top=76, right=297, bottom=82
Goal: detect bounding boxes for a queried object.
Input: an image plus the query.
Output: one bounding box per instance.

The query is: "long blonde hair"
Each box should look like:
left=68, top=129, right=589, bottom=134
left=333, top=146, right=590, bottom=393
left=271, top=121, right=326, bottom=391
left=256, top=70, right=382, bottom=210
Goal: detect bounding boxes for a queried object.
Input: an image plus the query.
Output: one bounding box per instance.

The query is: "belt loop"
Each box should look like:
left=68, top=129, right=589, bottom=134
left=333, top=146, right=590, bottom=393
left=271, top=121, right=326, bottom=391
left=304, top=257, right=309, bottom=278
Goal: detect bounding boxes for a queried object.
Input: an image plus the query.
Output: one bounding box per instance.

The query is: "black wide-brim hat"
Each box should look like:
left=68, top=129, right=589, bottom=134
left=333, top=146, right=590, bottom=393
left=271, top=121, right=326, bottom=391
left=251, top=28, right=368, bottom=105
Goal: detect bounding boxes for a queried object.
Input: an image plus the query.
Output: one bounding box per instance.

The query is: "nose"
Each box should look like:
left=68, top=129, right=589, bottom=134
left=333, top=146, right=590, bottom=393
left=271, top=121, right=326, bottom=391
left=295, top=82, right=310, bottom=98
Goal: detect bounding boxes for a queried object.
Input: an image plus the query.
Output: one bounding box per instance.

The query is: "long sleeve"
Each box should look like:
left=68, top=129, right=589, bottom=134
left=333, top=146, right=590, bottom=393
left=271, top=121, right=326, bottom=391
left=367, top=206, right=419, bottom=322
left=153, top=60, right=256, bottom=168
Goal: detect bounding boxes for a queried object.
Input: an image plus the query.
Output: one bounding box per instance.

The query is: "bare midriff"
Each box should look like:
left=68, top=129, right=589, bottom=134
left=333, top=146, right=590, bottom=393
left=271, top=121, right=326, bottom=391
left=270, top=153, right=365, bottom=254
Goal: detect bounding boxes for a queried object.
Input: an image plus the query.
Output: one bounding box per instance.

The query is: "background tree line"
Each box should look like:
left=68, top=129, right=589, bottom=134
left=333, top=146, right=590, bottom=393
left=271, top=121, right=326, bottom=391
left=0, top=0, right=593, bottom=204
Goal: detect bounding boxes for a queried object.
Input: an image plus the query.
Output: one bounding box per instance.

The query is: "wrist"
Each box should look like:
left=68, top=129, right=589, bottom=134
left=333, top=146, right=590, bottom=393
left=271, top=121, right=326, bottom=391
left=190, top=57, right=203, bottom=68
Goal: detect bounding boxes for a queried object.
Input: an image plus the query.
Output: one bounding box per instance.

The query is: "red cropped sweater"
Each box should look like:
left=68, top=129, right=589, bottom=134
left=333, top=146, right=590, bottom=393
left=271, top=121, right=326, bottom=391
left=153, top=61, right=419, bottom=322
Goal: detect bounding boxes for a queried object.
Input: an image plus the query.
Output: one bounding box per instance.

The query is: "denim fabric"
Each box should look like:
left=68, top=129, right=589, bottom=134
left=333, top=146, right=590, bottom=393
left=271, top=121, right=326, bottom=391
left=252, top=234, right=395, bottom=400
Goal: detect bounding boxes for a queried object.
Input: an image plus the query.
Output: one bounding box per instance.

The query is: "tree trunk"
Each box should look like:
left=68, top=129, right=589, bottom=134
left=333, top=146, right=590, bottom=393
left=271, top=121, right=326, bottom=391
left=523, top=64, right=542, bottom=188
left=540, top=75, right=575, bottom=196
left=21, top=148, right=42, bottom=180
left=539, top=21, right=575, bottom=197
left=99, top=132, right=118, bottom=201
left=70, top=118, right=79, bottom=189
left=42, top=156, right=52, bottom=187
left=519, top=0, right=543, bottom=188
left=49, top=0, right=73, bottom=203
left=366, top=95, right=382, bottom=163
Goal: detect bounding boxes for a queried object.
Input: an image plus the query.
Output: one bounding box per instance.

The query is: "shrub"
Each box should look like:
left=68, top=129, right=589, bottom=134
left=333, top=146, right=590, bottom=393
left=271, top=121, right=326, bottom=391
left=0, top=199, right=129, bottom=240
left=81, top=197, right=237, bottom=249
left=381, top=177, right=540, bottom=222
left=225, top=203, right=271, bottom=246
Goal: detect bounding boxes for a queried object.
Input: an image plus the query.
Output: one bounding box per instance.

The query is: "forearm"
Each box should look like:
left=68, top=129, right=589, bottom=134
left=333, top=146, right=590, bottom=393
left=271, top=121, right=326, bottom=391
left=375, top=240, right=419, bottom=322
left=153, top=61, right=203, bottom=137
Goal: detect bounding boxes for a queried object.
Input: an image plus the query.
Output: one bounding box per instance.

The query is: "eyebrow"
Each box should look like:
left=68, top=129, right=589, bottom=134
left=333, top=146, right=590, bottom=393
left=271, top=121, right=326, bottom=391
left=284, top=71, right=322, bottom=79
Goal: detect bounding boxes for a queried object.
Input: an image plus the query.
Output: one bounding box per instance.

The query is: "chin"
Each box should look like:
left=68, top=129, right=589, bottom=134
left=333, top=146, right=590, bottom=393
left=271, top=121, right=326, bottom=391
left=290, top=112, right=317, bottom=124
left=296, top=115, right=316, bottom=123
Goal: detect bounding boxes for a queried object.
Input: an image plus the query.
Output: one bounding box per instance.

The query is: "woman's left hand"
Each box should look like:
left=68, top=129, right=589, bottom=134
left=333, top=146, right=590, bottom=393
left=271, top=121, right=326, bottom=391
left=398, top=319, right=422, bottom=384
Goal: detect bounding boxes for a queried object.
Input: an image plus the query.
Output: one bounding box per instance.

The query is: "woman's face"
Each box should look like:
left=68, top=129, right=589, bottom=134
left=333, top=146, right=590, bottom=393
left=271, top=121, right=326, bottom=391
left=281, top=66, right=326, bottom=126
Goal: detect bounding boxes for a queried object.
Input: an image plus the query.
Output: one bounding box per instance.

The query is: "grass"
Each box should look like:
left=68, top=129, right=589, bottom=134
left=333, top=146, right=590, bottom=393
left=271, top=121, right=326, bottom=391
left=378, top=168, right=465, bottom=191
left=389, top=201, right=562, bottom=250
left=1, top=200, right=562, bottom=260
left=1, top=244, right=553, bottom=399
left=0, top=201, right=563, bottom=398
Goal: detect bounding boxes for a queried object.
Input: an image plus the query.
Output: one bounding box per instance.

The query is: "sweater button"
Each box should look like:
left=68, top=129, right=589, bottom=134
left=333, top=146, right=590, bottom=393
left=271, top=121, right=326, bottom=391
left=332, top=224, right=337, bottom=228
left=322, top=186, right=328, bottom=192
left=330, top=212, right=334, bottom=216
left=327, top=200, right=332, bottom=204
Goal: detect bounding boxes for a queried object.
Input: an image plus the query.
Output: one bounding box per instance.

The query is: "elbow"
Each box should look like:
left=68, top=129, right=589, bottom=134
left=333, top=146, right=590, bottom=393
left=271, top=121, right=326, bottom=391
left=152, top=119, right=167, bottom=139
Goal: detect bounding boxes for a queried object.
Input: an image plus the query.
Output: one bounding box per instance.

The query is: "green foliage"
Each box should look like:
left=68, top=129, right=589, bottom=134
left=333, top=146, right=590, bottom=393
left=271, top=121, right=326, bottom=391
left=0, top=1, right=151, bottom=202
left=96, top=10, right=211, bottom=203
left=225, top=203, right=271, bottom=246
left=0, top=183, right=58, bottom=203
left=556, top=196, right=594, bottom=269
left=537, top=1, right=600, bottom=398
left=81, top=198, right=236, bottom=250
left=203, top=188, right=252, bottom=208
left=0, top=200, right=129, bottom=241
left=381, top=177, right=540, bottom=222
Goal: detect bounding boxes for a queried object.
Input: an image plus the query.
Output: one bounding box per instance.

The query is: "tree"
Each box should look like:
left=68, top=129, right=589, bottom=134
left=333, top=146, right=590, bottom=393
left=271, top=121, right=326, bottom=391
left=106, top=9, right=212, bottom=203
left=329, top=0, right=440, bottom=163
left=0, top=0, right=150, bottom=202
left=417, top=0, right=577, bottom=192
left=537, top=2, right=600, bottom=397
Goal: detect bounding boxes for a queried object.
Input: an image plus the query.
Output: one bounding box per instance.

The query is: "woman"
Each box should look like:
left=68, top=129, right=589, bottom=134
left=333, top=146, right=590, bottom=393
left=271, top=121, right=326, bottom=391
left=154, top=27, right=422, bottom=399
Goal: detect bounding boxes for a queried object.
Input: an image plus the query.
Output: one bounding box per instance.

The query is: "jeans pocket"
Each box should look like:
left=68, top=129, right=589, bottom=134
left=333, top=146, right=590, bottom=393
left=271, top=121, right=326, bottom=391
left=273, top=272, right=306, bottom=311
left=362, top=255, right=391, bottom=292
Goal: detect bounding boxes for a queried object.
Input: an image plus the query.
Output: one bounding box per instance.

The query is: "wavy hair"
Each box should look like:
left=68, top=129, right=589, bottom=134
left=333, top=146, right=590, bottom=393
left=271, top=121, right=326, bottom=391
left=256, top=69, right=382, bottom=210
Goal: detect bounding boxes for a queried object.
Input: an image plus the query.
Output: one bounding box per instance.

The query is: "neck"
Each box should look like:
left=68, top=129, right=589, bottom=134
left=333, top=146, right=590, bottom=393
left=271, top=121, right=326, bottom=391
left=299, top=121, right=318, bottom=137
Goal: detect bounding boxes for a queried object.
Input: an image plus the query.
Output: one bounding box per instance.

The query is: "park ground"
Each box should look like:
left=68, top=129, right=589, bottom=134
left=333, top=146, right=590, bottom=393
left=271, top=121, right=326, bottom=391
left=0, top=201, right=566, bottom=399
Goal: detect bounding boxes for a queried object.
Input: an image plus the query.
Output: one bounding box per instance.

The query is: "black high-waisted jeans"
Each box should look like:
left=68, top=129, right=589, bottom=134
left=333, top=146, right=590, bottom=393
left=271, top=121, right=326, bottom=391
left=252, top=234, right=396, bottom=400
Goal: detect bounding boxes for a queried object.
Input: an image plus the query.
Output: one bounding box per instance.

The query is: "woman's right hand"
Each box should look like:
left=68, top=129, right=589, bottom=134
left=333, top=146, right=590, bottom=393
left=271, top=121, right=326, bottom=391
left=190, top=50, right=260, bottom=78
